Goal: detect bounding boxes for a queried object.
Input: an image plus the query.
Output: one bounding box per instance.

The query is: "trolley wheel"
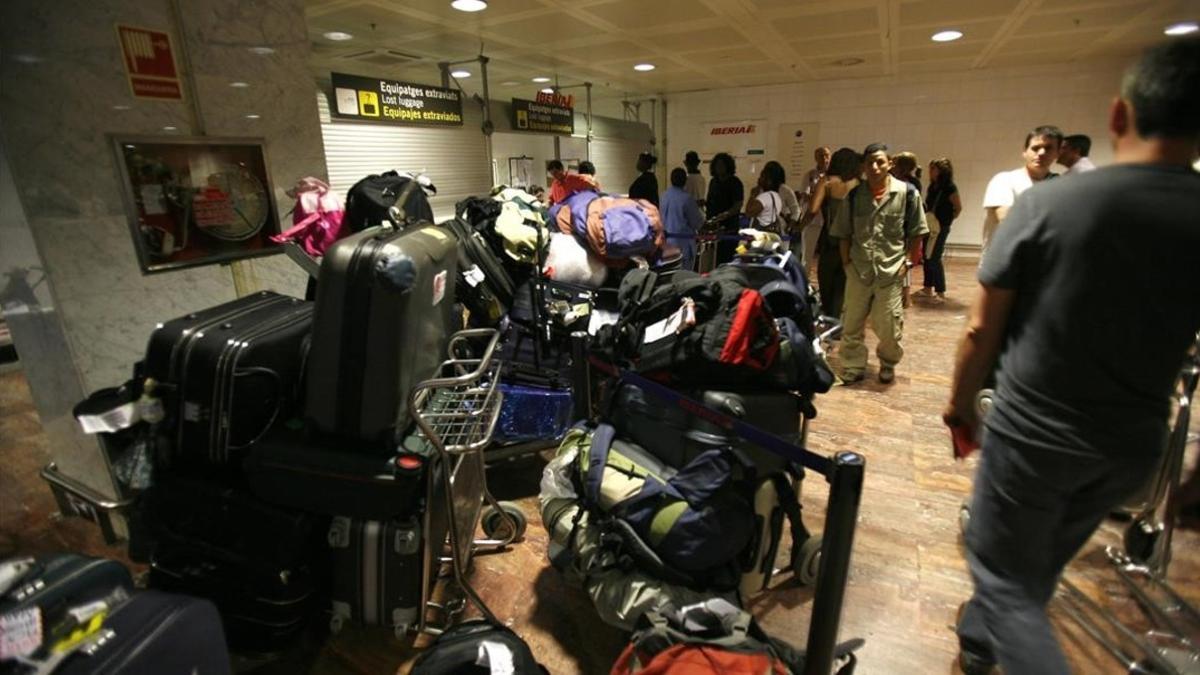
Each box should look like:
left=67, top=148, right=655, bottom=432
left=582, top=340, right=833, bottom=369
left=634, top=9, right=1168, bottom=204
left=482, top=501, right=527, bottom=542
left=1123, top=518, right=1162, bottom=565
left=329, top=614, right=344, bottom=634
left=794, top=536, right=823, bottom=585
left=959, top=501, right=971, bottom=537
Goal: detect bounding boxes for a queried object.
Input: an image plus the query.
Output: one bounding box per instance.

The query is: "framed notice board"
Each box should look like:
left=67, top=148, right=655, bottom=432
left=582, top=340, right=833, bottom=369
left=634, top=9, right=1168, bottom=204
left=113, top=136, right=281, bottom=274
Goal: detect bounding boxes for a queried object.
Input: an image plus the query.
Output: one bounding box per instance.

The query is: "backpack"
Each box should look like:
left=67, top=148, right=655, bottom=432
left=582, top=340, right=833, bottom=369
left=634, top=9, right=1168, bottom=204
left=269, top=177, right=346, bottom=257
left=410, top=619, right=548, bottom=674
left=441, top=216, right=516, bottom=327
left=343, top=171, right=435, bottom=233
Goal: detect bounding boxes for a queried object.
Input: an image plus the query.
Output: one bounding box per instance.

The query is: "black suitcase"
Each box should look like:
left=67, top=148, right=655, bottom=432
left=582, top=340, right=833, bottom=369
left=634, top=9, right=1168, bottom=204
left=344, top=171, right=435, bottom=233
left=244, top=427, right=434, bottom=520
left=142, top=291, right=313, bottom=466
left=442, top=217, right=515, bottom=327
left=55, top=590, right=232, bottom=675
left=410, top=619, right=547, bottom=674
left=305, top=224, right=459, bottom=447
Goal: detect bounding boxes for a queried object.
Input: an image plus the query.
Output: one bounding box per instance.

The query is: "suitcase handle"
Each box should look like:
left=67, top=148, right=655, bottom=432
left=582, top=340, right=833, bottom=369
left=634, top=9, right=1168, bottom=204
left=227, top=367, right=284, bottom=451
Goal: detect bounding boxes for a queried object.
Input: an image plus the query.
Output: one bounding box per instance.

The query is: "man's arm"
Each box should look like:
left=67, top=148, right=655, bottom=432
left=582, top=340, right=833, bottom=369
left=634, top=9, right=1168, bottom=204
left=989, top=206, right=1010, bottom=222
left=943, top=282, right=1017, bottom=436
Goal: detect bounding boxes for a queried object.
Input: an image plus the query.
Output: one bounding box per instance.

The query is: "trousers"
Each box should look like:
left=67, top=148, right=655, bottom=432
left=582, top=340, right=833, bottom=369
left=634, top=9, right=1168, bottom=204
left=958, top=431, right=1158, bottom=674
left=839, top=270, right=903, bottom=375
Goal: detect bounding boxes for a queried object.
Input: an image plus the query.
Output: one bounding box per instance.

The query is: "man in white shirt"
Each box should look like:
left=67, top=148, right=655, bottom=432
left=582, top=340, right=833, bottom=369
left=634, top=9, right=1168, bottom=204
left=1059, top=134, right=1097, bottom=174
left=980, top=126, right=1062, bottom=262
left=683, top=151, right=707, bottom=207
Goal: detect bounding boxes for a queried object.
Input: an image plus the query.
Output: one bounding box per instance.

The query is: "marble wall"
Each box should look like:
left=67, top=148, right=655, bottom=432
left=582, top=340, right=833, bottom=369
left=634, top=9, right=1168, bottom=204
left=0, top=0, right=328, bottom=393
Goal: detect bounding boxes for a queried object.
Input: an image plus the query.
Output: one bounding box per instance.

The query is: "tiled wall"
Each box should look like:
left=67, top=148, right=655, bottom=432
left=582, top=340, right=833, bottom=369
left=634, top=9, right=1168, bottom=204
left=0, top=0, right=327, bottom=392
left=666, top=59, right=1130, bottom=247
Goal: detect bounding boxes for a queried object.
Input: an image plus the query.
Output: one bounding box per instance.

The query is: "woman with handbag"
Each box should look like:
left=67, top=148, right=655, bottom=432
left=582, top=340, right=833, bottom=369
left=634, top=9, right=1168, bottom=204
left=745, top=161, right=788, bottom=235
left=919, top=157, right=962, bottom=303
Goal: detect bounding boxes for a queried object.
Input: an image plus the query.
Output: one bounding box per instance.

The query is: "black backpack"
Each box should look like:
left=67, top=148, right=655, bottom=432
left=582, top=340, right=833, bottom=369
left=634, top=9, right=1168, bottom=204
left=344, top=171, right=435, bottom=233
left=410, top=620, right=548, bottom=674
left=441, top=217, right=516, bottom=327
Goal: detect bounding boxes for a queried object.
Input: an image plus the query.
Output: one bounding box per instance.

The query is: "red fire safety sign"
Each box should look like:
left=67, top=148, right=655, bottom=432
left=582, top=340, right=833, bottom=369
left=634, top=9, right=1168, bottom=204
left=116, top=24, right=183, bottom=100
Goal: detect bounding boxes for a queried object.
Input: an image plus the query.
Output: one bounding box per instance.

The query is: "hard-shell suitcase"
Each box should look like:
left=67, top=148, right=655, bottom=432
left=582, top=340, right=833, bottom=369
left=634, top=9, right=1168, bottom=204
left=244, top=427, right=434, bottom=520
left=442, top=217, right=515, bottom=327
left=55, top=590, right=232, bottom=675
left=327, top=509, right=448, bottom=638
left=305, top=224, right=459, bottom=446
left=142, top=290, right=313, bottom=466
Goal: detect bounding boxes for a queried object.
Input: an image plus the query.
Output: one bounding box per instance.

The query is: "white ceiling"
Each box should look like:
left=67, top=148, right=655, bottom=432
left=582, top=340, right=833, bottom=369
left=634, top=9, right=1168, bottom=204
left=305, top=0, right=1200, bottom=105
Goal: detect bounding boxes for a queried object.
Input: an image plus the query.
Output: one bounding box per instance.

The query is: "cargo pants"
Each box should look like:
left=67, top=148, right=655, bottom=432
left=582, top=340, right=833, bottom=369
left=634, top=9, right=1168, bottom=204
left=838, top=269, right=904, bottom=377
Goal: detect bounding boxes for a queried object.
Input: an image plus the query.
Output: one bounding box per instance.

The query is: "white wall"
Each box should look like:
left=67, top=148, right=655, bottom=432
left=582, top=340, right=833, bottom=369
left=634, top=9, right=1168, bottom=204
left=667, top=59, right=1129, bottom=247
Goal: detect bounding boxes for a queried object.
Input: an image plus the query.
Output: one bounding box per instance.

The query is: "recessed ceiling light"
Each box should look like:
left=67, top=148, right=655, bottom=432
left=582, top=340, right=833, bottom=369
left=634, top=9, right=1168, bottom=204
left=540, top=87, right=555, bottom=94
left=163, top=126, right=178, bottom=131
left=229, top=81, right=250, bottom=88
left=931, top=30, right=963, bottom=42
left=451, top=70, right=471, bottom=78
left=113, top=104, right=132, bottom=111
left=1164, top=21, right=1198, bottom=35
left=323, top=31, right=354, bottom=41
left=500, top=81, right=519, bottom=86
left=245, top=114, right=261, bottom=119
left=633, top=63, right=655, bottom=72
left=532, top=76, right=551, bottom=83
left=451, top=0, right=488, bottom=11
left=249, top=46, right=275, bottom=55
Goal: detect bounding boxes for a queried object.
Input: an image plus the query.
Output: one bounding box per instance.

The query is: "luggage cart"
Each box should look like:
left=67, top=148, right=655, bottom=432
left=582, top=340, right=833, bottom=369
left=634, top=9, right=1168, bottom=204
left=408, top=328, right=525, bottom=634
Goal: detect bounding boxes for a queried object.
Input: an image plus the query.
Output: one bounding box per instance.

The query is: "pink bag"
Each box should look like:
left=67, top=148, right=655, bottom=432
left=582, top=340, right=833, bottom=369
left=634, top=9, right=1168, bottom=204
left=270, top=177, right=346, bottom=257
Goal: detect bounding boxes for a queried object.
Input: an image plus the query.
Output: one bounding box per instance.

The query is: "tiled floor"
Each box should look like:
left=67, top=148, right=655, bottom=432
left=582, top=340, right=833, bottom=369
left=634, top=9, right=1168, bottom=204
left=1, top=256, right=1196, bottom=674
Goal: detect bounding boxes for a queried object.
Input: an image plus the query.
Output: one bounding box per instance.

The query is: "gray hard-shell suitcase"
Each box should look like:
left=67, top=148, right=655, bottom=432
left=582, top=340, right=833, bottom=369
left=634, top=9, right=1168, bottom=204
left=305, top=223, right=459, bottom=446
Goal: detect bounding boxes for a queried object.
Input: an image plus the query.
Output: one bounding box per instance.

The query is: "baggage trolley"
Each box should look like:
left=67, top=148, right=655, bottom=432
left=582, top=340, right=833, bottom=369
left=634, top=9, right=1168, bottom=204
left=408, top=328, right=524, bottom=634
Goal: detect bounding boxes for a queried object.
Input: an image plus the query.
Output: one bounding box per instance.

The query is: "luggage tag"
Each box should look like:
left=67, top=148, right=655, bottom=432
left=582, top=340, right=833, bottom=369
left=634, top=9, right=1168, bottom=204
left=463, top=264, right=486, bottom=288
left=49, top=600, right=110, bottom=655
left=0, top=605, right=43, bottom=660
left=642, top=298, right=697, bottom=344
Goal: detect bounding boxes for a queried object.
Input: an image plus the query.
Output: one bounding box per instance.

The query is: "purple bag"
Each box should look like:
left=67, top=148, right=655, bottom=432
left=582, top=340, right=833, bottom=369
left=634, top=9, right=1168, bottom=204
left=602, top=206, right=656, bottom=259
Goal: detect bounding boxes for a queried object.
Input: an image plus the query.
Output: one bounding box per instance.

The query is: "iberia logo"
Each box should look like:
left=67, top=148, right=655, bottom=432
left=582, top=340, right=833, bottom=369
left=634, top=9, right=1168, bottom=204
left=710, top=125, right=756, bottom=135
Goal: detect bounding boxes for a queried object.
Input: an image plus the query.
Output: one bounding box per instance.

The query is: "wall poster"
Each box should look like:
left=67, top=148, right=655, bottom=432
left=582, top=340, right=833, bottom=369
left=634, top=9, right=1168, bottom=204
left=508, top=156, right=534, bottom=189
left=113, top=136, right=280, bottom=274
left=778, top=122, right=822, bottom=184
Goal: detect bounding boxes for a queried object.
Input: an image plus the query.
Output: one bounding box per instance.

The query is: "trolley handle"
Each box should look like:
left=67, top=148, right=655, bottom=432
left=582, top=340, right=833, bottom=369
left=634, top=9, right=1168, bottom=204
left=415, top=328, right=501, bottom=391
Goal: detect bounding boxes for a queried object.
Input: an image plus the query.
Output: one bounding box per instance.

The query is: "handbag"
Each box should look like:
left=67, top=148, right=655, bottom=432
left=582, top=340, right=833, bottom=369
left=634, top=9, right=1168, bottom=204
left=923, top=188, right=943, bottom=260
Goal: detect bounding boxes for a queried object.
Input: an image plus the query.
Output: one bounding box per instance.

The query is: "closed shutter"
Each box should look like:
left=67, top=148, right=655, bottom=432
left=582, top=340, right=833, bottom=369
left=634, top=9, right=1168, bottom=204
left=590, top=137, right=647, bottom=196
left=316, top=91, right=490, bottom=220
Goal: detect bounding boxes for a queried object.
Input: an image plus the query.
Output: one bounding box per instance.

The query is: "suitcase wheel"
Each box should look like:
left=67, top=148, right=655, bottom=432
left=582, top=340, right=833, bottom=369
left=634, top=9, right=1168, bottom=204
left=1123, top=517, right=1162, bottom=566
left=958, top=501, right=971, bottom=538
left=794, top=535, right=822, bottom=586
left=481, top=501, right=527, bottom=542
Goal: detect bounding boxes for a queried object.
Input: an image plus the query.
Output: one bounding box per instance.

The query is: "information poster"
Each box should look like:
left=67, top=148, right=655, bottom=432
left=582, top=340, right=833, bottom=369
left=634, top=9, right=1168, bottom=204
left=778, top=122, right=822, bottom=183
left=331, top=72, right=463, bottom=126
left=511, top=97, right=574, bottom=135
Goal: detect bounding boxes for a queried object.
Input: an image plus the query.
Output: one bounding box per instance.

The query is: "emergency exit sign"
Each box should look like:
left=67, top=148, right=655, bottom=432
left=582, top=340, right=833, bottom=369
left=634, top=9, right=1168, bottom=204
left=116, top=24, right=183, bottom=100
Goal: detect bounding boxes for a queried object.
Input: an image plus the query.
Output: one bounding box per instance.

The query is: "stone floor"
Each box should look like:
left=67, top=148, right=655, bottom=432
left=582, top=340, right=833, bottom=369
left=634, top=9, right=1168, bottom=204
left=1, top=256, right=1197, bottom=674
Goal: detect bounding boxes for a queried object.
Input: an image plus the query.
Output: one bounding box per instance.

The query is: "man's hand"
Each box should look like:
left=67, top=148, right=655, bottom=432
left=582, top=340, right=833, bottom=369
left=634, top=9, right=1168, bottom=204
left=942, top=402, right=978, bottom=439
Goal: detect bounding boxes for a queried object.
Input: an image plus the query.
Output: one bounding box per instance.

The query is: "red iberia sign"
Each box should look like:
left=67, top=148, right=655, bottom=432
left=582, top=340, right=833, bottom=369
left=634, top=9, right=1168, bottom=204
left=710, top=125, right=757, bottom=135
left=535, top=91, right=574, bottom=109
left=116, top=24, right=183, bottom=100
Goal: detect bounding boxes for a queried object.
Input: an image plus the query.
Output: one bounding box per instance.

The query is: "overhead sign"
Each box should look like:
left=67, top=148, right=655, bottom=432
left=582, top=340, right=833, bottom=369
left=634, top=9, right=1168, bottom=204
left=511, top=98, right=574, bottom=135
left=536, top=90, right=574, bottom=108
left=700, top=119, right=766, bottom=157
left=331, top=72, right=463, bottom=126
left=116, top=24, right=183, bottom=100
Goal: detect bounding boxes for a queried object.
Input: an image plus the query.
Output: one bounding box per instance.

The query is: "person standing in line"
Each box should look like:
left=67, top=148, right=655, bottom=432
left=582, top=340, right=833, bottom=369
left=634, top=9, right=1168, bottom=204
left=799, top=146, right=832, bottom=271
left=891, top=152, right=922, bottom=194
left=628, top=152, right=659, bottom=206
left=762, top=161, right=801, bottom=245
left=1058, top=134, right=1097, bottom=174
left=683, top=151, right=707, bottom=208
left=546, top=160, right=569, bottom=205
left=917, top=157, right=962, bottom=304
left=945, top=37, right=1200, bottom=675
left=705, top=153, right=745, bottom=265
left=980, top=126, right=1062, bottom=262
left=806, top=147, right=860, bottom=319
left=745, top=162, right=786, bottom=233
left=830, top=143, right=927, bottom=384
left=660, top=167, right=704, bottom=271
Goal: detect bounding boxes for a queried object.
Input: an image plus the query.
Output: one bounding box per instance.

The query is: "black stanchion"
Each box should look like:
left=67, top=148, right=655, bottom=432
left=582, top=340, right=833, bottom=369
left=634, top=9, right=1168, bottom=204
left=569, top=331, right=592, bottom=421
left=804, top=451, right=865, bottom=675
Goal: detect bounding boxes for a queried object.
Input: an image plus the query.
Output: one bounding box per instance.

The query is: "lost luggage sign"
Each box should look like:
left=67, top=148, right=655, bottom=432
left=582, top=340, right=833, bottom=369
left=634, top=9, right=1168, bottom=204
left=511, top=96, right=574, bottom=135
left=331, top=72, right=463, bottom=126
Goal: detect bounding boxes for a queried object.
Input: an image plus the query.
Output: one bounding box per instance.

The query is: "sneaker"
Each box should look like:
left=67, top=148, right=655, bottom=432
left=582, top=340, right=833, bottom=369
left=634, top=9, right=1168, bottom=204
left=840, top=371, right=864, bottom=385
left=879, top=366, right=895, bottom=384
left=957, top=651, right=998, bottom=675
left=934, top=293, right=946, bottom=305
left=916, top=287, right=934, bottom=297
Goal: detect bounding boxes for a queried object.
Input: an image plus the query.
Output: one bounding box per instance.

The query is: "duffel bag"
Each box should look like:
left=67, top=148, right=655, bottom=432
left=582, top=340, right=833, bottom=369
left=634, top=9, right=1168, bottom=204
left=344, top=171, right=435, bottom=233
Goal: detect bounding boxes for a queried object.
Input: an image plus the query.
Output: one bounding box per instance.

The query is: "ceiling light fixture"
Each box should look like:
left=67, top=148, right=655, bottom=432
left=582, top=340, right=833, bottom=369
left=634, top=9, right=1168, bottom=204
left=532, top=77, right=552, bottom=83
left=540, top=87, right=555, bottom=94
left=245, top=114, right=261, bottom=119
left=633, top=63, right=655, bottom=71
left=163, top=126, right=178, bottom=131
left=451, top=69, right=471, bottom=78
left=323, top=31, right=354, bottom=41
left=113, top=104, right=132, bottom=111
left=1164, top=21, right=1198, bottom=35
left=229, top=81, right=250, bottom=88
left=249, top=46, right=275, bottom=55
left=931, top=30, right=963, bottom=42
left=451, top=0, right=488, bottom=11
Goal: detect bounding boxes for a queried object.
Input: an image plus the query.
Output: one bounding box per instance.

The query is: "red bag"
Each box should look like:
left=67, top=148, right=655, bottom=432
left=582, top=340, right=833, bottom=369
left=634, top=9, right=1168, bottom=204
left=613, top=643, right=790, bottom=675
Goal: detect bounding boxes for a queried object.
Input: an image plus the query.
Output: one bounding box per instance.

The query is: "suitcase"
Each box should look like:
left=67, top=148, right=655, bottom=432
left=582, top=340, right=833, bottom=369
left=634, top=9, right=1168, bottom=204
left=442, top=217, right=515, bottom=327
left=55, top=590, right=232, bottom=675
left=306, top=224, right=459, bottom=446
left=244, top=427, right=434, bottom=520
left=143, top=290, right=313, bottom=466
left=610, top=384, right=803, bottom=473
left=0, top=555, right=134, bottom=663
left=327, top=508, right=448, bottom=638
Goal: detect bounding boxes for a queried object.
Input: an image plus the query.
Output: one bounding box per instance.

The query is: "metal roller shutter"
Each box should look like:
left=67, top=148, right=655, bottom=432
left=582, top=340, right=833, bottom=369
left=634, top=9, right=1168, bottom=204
left=589, top=137, right=646, bottom=196
left=316, top=91, right=491, bottom=220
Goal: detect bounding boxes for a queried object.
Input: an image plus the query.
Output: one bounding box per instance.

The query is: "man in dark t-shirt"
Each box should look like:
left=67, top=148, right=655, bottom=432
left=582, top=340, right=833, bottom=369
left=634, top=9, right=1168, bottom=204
left=704, top=152, right=745, bottom=265
left=627, top=152, right=659, bottom=206
left=944, top=37, right=1200, bottom=675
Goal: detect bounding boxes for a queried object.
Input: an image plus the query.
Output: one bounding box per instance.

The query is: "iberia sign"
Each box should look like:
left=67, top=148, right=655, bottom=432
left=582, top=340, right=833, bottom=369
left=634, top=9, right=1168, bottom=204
left=710, top=124, right=757, bottom=135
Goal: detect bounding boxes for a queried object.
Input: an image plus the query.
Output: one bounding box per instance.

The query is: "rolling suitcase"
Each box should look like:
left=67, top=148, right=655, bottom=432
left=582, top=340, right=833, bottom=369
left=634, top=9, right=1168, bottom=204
left=54, top=590, right=232, bottom=675
left=305, top=224, right=459, bottom=447
left=142, top=291, right=313, bottom=466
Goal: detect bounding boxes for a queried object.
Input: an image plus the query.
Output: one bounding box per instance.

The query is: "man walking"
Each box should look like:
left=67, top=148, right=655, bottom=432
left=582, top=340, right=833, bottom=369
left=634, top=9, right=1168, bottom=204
left=980, top=126, right=1062, bottom=260
left=1059, top=134, right=1097, bottom=174
left=830, top=142, right=927, bottom=384
left=945, top=37, right=1200, bottom=675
